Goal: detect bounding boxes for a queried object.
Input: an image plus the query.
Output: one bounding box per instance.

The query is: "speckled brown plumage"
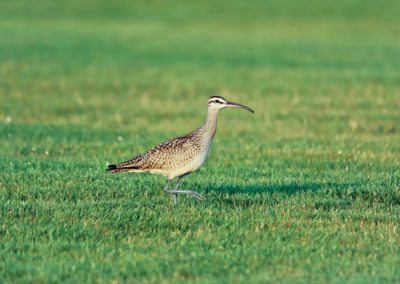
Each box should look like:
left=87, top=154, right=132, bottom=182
left=109, top=132, right=202, bottom=173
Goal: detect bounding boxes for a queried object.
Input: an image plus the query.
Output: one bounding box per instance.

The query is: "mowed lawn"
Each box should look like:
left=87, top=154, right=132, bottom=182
left=0, top=0, right=399, bottom=283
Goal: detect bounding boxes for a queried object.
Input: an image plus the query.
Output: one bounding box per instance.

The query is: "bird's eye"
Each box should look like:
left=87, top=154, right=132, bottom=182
left=215, top=100, right=222, bottom=104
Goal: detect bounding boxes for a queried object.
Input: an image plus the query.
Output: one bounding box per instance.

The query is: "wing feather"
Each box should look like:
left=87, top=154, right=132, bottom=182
left=109, top=133, right=202, bottom=172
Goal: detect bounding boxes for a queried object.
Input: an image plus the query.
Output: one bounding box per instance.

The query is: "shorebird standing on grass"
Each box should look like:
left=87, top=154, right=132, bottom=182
left=107, top=96, right=254, bottom=203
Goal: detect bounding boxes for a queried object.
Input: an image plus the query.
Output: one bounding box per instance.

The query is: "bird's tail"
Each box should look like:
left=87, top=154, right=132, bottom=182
left=106, top=164, right=141, bottom=173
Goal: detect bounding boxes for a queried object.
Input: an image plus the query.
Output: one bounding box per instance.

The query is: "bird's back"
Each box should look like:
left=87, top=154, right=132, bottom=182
left=108, top=131, right=209, bottom=178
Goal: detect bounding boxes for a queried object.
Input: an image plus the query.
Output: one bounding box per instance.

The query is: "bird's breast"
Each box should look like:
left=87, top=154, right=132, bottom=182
left=167, top=151, right=208, bottom=178
left=164, top=140, right=212, bottom=178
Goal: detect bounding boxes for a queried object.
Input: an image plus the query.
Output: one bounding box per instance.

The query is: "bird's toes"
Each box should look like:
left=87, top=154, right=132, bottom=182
left=191, top=191, right=206, bottom=201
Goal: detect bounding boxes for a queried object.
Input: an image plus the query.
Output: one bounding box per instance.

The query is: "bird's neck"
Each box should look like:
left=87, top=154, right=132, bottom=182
left=200, top=107, right=219, bottom=140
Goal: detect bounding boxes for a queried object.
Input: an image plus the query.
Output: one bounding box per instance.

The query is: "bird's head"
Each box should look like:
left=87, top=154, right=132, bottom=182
left=207, top=96, right=255, bottom=113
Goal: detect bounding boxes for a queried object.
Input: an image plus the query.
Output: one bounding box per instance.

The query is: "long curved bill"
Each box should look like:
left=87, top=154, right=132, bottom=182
left=226, top=101, right=255, bottom=113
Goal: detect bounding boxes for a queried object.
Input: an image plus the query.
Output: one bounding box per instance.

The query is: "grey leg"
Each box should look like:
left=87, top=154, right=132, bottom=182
left=172, top=177, right=182, bottom=205
left=163, top=177, right=206, bottom=201
left=177, top=177, right=206, bottom=200
left=163, top=179, right=172, bottom=192
left=163, top=179, right=174, bottom=204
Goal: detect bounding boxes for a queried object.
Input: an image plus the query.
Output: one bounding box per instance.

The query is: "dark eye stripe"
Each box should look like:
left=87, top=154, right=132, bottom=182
left=209, top=99, right=223, bottom=104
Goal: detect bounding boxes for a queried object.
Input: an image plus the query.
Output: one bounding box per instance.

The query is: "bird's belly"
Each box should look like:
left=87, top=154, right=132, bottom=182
left=167, top=152, right=208, bottom=179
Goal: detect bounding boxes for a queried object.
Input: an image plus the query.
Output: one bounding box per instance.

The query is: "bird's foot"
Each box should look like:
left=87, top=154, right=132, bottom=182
left=164, top=189, right=206, bottom=201
left=171, top=193, right=178, bottom=205
left=187, top=190, right=206, bottom=201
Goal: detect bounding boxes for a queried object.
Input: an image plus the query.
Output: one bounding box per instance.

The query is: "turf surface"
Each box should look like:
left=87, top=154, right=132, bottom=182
left=1, top=0, right=399, bottom=283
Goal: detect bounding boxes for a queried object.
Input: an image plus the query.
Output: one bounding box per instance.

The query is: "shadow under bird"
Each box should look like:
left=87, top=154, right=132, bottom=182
left=107, top=96, right=254, bottom=203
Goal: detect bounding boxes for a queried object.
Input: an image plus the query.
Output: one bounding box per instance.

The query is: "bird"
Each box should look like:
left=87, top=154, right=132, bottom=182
left=107, top=95, right=254, bottom=203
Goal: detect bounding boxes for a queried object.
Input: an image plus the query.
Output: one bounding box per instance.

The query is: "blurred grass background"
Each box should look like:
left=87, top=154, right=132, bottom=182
left=0, top=0, right=399, bottom=283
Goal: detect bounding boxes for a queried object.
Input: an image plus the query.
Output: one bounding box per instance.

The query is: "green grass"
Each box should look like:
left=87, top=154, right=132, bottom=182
left=1, top=0, right=399, bottom=283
